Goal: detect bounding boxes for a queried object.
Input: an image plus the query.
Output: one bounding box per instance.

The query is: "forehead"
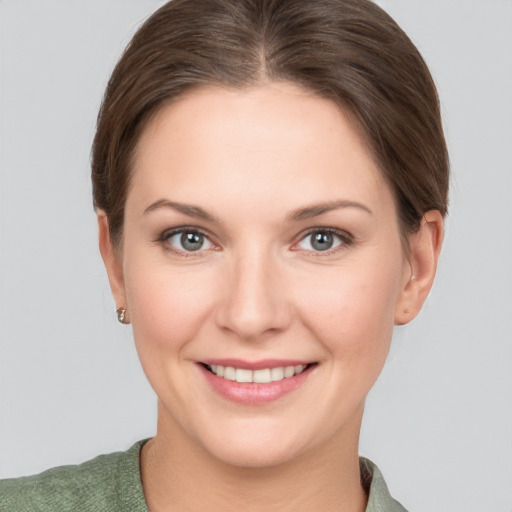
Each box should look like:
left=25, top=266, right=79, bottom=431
left=128, top=82, right=394, bottom=218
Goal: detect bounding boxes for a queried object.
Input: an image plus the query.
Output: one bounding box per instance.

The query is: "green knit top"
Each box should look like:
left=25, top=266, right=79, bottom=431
left=0, top=440, right=407, bottom=511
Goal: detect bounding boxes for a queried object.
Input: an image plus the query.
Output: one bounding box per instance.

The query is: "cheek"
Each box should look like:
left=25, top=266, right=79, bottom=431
left=123, top=252, right=218, bottom=356
left=295, top=258, right=402, bottom=361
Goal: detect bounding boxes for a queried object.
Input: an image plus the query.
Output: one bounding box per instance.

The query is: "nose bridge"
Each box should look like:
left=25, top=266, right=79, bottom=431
left=216, top=243, right=290, bottom=340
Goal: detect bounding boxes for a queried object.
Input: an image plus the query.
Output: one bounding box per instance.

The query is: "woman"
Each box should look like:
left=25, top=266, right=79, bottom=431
left=1, top=0, right=448, bottom=510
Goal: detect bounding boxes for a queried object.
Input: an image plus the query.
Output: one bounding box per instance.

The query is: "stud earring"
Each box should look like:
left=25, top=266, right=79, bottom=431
left=116, top=307, right=128, bottom=324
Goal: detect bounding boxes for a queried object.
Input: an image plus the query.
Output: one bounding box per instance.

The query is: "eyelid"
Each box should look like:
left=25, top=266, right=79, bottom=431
left=154, top=225, right=353, bottom=256
left=156, top=225, right=219, bottom=255
left=291, top=227, right=353, bottom=254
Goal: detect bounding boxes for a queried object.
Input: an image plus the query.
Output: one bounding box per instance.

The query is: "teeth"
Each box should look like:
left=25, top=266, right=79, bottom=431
left=235, top=368, right=253, bottom=383
left=270, top=367, right=284, bottom=381
left=253, top=369, right=271, bottom=383
left=208, top=364, right=308, bottom=383
left=224, top=366, right=236, bottom=381
left=284, top=366, right=295, bottom=378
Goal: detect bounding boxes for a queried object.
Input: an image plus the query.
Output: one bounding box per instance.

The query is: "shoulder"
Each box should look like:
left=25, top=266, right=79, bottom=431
left=360, top=457, right=409, bottom=512
left=0, top=440, right=148, bottom=512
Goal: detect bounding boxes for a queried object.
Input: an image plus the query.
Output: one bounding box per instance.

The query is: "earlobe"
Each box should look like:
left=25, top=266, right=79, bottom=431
left=394, top=210, right=444, bottom=325
left=97, top=211, right=128, bottom=322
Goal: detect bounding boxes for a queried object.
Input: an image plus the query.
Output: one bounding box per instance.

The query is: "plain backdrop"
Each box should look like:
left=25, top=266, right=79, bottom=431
left=0, top=1, right=511, bottom=511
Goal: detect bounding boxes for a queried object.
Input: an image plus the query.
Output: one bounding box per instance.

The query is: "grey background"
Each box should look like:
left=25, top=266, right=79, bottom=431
left=1, top=1, right=511, bottom=511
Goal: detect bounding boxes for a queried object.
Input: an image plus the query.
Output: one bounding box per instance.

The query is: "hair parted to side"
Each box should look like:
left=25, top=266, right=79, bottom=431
left=92, top=0, right=449, bottom=248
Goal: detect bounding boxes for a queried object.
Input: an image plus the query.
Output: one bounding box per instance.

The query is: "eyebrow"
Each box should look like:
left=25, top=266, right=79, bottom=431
left=143, top=199, right=219, bottom=223
left=144, top=198, right=372, bottom=223
left=287, top=200, right=373, bottom=221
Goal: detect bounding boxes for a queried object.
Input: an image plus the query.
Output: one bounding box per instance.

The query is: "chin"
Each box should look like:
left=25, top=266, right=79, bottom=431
left=208, top=439, right=303, bottom=469
left=193, top=417, right=321, bottom=469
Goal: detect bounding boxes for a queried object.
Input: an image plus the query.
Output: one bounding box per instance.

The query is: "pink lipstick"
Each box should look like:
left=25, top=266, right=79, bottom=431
left=198, top=359, right=316, bottom=405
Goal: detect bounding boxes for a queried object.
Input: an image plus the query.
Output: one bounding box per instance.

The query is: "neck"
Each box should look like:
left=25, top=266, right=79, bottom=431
left=141, top=404, right=367, bottom=512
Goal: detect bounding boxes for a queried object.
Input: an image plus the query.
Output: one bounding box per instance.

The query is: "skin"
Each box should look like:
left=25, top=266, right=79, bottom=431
left=98, top=82, right=443, bottom=511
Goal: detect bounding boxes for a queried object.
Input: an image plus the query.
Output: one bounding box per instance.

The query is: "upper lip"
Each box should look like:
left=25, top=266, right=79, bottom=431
left=200, top=359, right=314, bottom=370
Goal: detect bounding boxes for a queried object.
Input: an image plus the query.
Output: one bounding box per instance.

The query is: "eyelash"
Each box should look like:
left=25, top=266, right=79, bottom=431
left=155, top=226, right=353, bottom=256
left=292, top=227, right=353, bottom=256
left=156, top=226, right=216, bottom=257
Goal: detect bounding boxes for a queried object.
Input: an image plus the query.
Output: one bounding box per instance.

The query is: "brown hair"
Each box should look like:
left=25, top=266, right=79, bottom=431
left=92, top=0, right=449, bottom=247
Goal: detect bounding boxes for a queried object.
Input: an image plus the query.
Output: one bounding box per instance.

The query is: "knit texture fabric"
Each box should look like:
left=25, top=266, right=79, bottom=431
left=0, top=440, right=147, bottom=512
left=1, top=441, right=407, bottom=511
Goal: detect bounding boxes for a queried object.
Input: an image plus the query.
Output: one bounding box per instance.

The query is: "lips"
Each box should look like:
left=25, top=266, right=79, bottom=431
left=199, top=359, right=316, bottom=404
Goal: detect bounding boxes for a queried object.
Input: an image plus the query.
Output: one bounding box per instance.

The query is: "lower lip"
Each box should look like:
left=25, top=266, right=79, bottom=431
left=199, top=364, right=315, bottom=405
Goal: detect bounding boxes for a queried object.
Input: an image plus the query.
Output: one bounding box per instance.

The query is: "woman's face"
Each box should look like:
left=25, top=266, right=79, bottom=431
left=108, top=83, right=414, bottom=467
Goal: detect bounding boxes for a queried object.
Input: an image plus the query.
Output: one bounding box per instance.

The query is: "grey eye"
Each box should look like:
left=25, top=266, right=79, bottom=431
left=181, top=232, right=204, bottom=251
left=168, top=231, right=213, bottom=252
left=311, top=232, right=334, bottom=251
left=297, top=230, right=344, bottom=252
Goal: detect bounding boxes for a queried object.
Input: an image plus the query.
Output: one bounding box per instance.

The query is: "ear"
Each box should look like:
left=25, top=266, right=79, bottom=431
left=97, top=211, right=129, bottom=322
left=394, top=210, right=444, bottom=325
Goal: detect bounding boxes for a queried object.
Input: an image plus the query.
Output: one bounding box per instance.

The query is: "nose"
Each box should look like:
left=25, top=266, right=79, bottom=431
left=215, top=247, right=292, bottom=341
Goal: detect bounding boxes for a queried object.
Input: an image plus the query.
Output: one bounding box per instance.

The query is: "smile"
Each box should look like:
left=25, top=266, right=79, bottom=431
left=199, top=360, right=317, bottom=404
left=207, top=364, right=308, bottom=383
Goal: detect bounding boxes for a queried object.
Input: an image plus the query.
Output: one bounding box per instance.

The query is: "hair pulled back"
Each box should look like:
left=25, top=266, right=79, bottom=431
left=92, top=0, right=449, bottom=247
